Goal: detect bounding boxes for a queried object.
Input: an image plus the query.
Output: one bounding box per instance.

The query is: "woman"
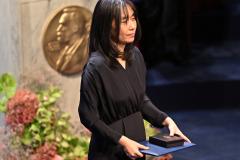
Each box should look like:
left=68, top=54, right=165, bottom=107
left=78, top=0, right=190, bottom=159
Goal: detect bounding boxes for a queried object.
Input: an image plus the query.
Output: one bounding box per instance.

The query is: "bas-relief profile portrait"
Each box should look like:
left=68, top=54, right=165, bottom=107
left=43, top=6, right=92, bottom=75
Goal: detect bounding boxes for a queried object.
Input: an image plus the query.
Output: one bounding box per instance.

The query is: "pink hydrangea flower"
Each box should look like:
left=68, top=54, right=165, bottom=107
left=52, top=155, right=63, bottom=160
left=5, top=89, right=39, bottom=134
left=30, top=143, right=57, bottom=160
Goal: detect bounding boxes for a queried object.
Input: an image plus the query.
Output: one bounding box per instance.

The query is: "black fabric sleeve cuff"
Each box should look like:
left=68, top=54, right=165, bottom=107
left=91, top=120, right=122, bottom=144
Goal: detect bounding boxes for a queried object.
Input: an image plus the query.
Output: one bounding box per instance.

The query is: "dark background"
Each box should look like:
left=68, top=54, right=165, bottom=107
left=133, top=0, right=240, bottom=110
left=132, top=1, right=240, bottom=159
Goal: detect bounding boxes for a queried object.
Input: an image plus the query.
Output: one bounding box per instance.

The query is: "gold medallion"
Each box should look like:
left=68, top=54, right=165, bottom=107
left=42, top=6, right=92, bottom=75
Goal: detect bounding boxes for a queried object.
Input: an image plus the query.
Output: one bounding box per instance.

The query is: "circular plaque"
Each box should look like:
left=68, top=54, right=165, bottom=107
left=42, top=6, right=92, bottom=75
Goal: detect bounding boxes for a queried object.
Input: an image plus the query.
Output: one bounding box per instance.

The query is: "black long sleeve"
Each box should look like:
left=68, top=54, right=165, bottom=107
left=141, top=94, right=168, bottom=128
left=136, top=47, right=168, bottom=127
left=79, top=66, right=122, bottom=144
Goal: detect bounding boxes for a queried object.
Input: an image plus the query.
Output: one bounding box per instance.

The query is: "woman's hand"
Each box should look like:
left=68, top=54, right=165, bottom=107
left=162, top=117, right=191, bottom=143
left=119, top=135, right=149, bottom=159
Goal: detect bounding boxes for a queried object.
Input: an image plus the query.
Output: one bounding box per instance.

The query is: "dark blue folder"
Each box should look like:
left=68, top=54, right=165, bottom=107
left=139, top=141, right=196, bottom=156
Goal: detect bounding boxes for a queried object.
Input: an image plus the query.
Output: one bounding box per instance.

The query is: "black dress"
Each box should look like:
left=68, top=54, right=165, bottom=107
left=79, top=47, right=168, bottom=160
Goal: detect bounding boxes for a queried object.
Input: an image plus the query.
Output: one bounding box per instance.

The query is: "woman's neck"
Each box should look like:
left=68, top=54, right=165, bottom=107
left=117, top=43, right=125, bottom=53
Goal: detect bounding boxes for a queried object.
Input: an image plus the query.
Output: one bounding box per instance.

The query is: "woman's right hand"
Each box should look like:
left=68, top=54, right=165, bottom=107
left=119, top=135, right=149, bottom=159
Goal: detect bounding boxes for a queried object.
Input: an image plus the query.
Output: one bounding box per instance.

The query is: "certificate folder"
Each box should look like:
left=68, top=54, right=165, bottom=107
left=139, top=141, right=196, bottom=156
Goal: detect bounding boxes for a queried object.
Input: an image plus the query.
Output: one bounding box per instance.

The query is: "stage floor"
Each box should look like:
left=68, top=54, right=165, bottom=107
left=163, top=109, right=240, bottom=160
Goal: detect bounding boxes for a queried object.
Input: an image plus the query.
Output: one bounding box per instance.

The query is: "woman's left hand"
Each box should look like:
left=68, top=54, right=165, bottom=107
left=162, top=117, right=191, bottom=143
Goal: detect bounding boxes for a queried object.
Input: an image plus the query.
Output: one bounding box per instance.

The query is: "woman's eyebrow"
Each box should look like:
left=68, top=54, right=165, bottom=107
left=122, top=16, right=128, bottom=20
left=122, top=13, right=134, bottom=20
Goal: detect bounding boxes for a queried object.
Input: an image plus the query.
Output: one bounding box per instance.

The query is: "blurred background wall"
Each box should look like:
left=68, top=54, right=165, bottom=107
left=0, top=0, right=98, bottom=133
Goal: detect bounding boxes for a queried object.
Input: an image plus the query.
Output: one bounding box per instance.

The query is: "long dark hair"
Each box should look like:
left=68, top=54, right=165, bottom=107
left=89, top=0, right=142, bottom=66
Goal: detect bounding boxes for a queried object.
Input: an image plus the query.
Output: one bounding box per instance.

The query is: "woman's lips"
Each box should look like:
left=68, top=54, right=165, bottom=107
left=127, top=33, right=135, bottom=37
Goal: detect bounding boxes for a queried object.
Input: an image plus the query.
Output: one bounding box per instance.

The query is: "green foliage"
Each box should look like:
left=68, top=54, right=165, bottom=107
left=0, top=73, right=89, bottom=159
left=21, top=87, right=90, bottom=159
left=144, top=120, right=158, bottom=139
left=0, top=73, right=16, bottom=112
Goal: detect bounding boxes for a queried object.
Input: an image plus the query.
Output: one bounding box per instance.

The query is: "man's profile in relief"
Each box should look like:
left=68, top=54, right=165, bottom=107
left=46, top=7, right=91, bottom=74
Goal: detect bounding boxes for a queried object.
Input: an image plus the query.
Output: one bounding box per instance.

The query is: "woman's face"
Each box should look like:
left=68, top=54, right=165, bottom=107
left=113, top=4, right=137, bottom=45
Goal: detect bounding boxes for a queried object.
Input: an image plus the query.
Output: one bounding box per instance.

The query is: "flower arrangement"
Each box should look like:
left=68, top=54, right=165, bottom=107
left=5, top=89, right=39, bottom=134
left=30, top=143, right=58, bottom=160
left=0, top=73, right=89, bottom=160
